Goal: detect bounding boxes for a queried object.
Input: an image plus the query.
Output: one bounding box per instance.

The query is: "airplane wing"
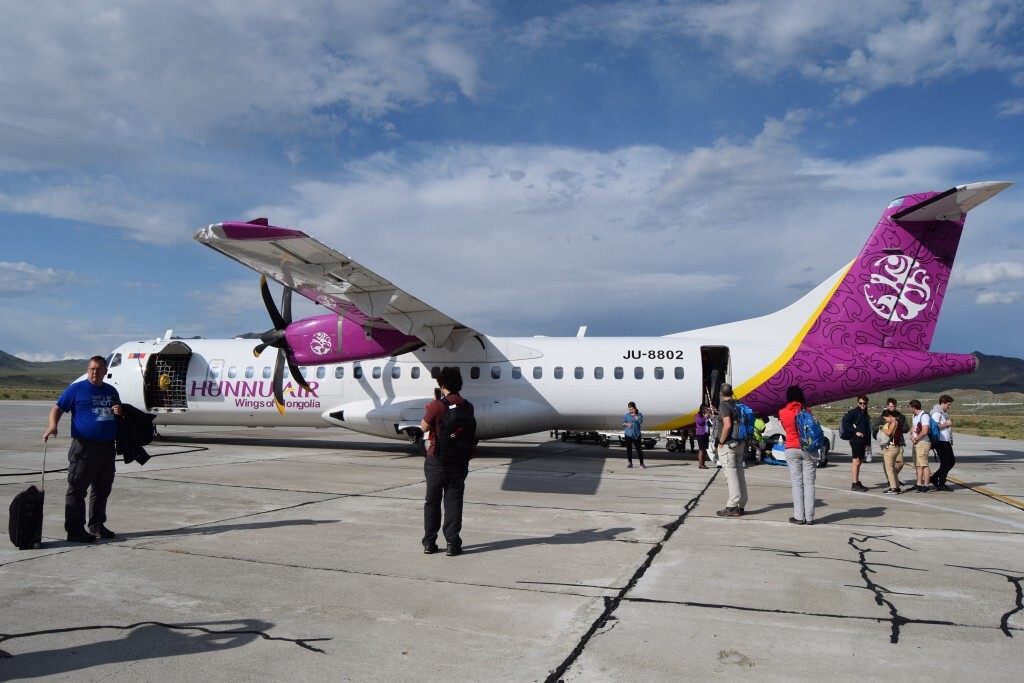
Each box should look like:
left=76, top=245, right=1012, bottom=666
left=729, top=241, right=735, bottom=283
left=194, top=220, right=480, bottom=351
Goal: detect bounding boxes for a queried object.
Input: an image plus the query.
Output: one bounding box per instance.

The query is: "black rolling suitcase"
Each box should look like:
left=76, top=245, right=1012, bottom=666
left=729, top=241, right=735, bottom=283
left=9, top=442, right=47, bottom=550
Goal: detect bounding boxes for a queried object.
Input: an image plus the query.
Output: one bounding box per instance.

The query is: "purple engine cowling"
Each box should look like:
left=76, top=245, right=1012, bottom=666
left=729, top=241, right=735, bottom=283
left=284, top=314, right=422, bottom=365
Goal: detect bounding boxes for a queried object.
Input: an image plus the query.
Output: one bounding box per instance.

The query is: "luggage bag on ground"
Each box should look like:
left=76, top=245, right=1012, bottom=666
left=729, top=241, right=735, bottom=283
left=8, top=442, right=47, bottom=550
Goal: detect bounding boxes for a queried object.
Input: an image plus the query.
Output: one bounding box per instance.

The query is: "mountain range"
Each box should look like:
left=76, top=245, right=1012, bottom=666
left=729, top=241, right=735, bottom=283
left=2, top=348, right=1023, bottom=394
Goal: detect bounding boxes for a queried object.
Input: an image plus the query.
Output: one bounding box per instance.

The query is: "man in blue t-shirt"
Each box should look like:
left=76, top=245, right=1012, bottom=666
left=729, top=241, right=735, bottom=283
left=43, top=356, right=122, bottom=543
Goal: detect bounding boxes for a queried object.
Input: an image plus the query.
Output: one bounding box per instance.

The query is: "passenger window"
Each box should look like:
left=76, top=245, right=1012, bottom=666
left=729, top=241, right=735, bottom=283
left=335, top=366, right=345, bottom=379
left=512, top=366, right=521, bottom=379
left=316, top=367, right=326, bottom=379
left=574, top=367, right=583, bottom=379
left=227, top=366, right=237, bottom=379
left=654, top=367, right=664, bottom=380
left=491, top=366, right=501, bottom=380
left=431, top=366, right=440, bottom=379
left=614, top=367, right=623, bottom=380
left=354, top=366, right=363, bottom=379
left=245, top=367, right=254, bottom=379
left=300, top=367, right=308, bottom=378
left=471, top=366, right=480, bottom=380
left=392, top=367, right=401, bottom=379
left=210, top=366, right=220, bottom=379
left=634, top=367, right=644, bottom=379
left=373, top=367, right=382, bottom=379
left=554, top=367, right=564, bottom=379
left=594, top=367, right=604, bottom=380
left=533, top=367, right=543, bottom=379
left=263, top=367, right=272, bottom=379
left=675, top=367, right=684, bottom=379
left=411, top=367, right=420, bottom=379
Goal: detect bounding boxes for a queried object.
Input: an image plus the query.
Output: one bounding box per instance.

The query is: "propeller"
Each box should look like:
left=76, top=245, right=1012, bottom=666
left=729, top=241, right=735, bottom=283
left=254, top=275, right=310, bottom=415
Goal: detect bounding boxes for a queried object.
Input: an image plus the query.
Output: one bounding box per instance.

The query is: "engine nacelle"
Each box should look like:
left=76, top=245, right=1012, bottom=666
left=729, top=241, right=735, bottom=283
left=284, top=314, right=423, bottom=365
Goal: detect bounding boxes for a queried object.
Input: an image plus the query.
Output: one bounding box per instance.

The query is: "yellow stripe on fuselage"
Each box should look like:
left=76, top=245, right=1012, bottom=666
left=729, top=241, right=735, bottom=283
left=653, top=262, right=854, bottom=430
left=733, top=262, right=854, bottom=398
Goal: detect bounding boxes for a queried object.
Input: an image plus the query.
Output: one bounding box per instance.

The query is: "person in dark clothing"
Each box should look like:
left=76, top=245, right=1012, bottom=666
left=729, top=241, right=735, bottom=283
left=931, top=395, right=956, bottom=491
left=420, top=367, right=474, bottom=556
left=841, top=395, right=871, bottom=492
left=43, top=356, right=123, bottom=543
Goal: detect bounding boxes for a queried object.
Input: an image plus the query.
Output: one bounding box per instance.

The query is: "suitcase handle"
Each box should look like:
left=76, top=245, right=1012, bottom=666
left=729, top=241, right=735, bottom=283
left=40, top=441, right=47, bottom=494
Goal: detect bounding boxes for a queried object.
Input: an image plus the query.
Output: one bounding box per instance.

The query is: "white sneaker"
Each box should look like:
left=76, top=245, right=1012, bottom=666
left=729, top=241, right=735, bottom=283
left=865, top=455, right=873, bottom=462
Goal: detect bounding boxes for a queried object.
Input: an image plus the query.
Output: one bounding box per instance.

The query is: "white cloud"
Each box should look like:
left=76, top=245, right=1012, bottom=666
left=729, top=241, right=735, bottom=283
left=952, top=261, right=1024, bottom=286
left=230, top=121, right=1002, bottom=337
left=0, top=1, right=489, bottom=171
left=521, top=0, right=1024, bottom=102
left=0, top=261, right=80, bottom=294
left=185, top=278, right=270, bottom=322
left=976, top=291, right=1022, bottom=304
left=0, top=178, right=194, bottom=244
left=997, top=98, right=1024, bottom=116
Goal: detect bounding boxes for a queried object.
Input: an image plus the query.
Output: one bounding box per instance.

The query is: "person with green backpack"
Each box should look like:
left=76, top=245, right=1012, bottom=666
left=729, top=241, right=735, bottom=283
left=930, top=395, right=956, bottom=491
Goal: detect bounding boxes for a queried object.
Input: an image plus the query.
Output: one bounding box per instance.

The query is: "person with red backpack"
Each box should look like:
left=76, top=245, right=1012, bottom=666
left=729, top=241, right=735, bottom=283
left=420, top=366, right=476, bottom=556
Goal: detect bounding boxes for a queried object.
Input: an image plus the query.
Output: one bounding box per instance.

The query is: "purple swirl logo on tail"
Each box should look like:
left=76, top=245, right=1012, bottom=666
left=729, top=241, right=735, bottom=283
left=863, top=254, right=933, bottom=322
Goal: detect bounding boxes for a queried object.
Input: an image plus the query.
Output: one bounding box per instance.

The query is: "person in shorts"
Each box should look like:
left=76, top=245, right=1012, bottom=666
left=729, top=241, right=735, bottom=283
left=908, top=399, right=932, bottom=492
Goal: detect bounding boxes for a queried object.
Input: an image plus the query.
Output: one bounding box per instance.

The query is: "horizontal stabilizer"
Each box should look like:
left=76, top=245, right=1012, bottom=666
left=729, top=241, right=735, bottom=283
left=892, top=181, right=1012, bottom=222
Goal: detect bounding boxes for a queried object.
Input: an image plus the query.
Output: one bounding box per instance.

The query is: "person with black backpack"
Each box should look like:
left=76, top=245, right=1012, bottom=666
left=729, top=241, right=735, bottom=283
left=840, top=395, right=871, bottom=492
left=420, top=366, right=476, bottom=556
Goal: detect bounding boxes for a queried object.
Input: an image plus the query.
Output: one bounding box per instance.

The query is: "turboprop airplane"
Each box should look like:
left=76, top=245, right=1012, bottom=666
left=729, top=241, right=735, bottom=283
left=99, top=181, right=1011, bottom=449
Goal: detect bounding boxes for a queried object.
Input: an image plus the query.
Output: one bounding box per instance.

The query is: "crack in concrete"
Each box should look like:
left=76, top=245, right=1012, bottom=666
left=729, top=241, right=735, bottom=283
left=543, top=470, right=719, bottom=683
left=949, top=565, right=1024, bottom=637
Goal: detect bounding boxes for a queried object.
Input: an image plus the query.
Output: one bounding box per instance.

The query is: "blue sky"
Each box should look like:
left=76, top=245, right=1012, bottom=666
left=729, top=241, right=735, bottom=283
left=2, top=0, right=1023, bottom=361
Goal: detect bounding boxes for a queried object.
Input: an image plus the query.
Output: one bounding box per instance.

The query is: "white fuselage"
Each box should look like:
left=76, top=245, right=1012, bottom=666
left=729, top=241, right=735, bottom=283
left=103, top=334, right=755, bottom=441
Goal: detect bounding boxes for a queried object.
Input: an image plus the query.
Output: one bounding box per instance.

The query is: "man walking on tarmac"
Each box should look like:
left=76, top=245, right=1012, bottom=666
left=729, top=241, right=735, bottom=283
left=43, top=355, right=123, bottom=543
left=714, top=383, right=748, bottom=518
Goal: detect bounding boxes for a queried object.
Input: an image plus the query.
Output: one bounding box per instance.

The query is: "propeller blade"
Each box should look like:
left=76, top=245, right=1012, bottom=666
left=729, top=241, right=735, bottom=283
left=273, top=348, right=287, bottom=415
left=260, top=275, right=287, bottom=331
left=253, top=342, right=269, bottom=357
left=281, top=286, right=292, bottom=326
left=286, top=354, right=311, bottom=391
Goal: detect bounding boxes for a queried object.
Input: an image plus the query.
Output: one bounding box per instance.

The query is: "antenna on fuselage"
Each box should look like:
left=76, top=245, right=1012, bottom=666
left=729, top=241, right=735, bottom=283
left=576, top=326, right=587, bottom=338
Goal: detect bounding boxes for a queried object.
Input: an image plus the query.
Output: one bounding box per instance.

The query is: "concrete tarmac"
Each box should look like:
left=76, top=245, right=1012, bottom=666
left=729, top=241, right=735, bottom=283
left=1, top=400, right=1023, bottom=681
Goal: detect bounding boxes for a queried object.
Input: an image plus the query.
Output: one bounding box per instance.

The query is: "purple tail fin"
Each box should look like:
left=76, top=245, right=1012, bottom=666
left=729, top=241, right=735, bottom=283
left=804, top=182, right=1012, bottom=351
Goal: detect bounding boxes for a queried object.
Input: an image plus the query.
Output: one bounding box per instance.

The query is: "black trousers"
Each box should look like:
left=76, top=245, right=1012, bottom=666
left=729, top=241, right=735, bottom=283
left=65, top=438, right=116, bottom=532
left=423, top=457, right=469, bottom=548
left=933, top=441, right=956, bottom=485
left=624, top=436, right=644, bottom=464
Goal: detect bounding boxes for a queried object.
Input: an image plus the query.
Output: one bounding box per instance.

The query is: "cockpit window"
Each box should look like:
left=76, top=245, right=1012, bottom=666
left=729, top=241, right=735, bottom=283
left=108, top=353, right=122, bottom=368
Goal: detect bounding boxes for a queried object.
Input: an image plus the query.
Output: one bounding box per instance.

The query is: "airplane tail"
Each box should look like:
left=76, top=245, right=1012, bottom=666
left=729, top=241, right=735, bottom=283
left=803, top=182, right=1013, bottom=351
left=736, top=181, right=1011, bottom=413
